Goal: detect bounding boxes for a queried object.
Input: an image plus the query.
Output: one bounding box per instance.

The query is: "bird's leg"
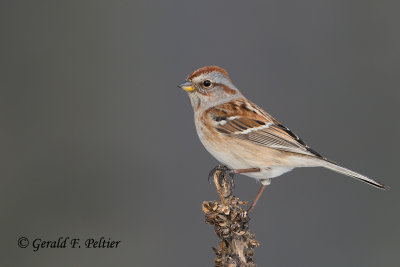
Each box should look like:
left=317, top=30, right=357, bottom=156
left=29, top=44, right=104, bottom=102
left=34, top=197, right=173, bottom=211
left=247, top=185, right=266, bottom=213
left=247, top=178, right=270, bottom=213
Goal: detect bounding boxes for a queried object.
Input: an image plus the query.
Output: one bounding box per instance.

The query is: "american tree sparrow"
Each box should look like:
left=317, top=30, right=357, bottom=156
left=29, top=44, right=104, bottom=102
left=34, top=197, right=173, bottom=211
left=179, top=66, right=387, bottom=212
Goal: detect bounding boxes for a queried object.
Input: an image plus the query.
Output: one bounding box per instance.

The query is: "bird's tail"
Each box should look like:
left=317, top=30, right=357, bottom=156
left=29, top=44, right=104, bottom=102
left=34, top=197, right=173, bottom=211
left=320, top=160, right=388, bottom=190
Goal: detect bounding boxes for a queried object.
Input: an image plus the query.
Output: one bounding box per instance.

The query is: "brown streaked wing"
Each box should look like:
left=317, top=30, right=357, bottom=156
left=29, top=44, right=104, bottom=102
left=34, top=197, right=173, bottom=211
left=208, top=99, right=322, bottom=157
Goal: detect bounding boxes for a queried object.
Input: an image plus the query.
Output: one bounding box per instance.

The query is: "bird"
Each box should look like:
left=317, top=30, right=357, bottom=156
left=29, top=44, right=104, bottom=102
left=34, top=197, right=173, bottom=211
left=179, top=66, right=387, bottom=212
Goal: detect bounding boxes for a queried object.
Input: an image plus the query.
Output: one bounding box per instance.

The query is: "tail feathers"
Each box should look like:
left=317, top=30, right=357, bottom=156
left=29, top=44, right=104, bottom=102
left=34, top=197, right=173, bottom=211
left=321, top=160, right=388, bottom=190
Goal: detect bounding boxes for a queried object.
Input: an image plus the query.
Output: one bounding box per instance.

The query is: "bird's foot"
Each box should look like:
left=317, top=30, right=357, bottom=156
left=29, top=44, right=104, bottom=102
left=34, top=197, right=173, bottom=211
left=208, top=165, right=235, bottom=189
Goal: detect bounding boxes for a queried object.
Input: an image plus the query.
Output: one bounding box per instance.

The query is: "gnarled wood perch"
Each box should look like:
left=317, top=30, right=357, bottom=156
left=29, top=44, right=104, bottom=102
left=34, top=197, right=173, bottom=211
left=202, top=169, right=259, bottom=267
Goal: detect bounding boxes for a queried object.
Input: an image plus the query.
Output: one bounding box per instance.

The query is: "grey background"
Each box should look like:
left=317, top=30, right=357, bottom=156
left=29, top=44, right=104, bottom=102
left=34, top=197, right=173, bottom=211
left=1, top=1, right=399, bottom=266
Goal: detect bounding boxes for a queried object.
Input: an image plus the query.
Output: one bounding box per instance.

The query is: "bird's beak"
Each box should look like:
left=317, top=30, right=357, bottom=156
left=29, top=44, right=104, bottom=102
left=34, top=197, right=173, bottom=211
left=178, top=81, right=194, bottom=92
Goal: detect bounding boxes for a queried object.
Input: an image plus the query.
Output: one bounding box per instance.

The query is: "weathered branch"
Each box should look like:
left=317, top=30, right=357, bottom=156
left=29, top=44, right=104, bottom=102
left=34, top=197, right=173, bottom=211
left=202, top=169, right=259, bottom=267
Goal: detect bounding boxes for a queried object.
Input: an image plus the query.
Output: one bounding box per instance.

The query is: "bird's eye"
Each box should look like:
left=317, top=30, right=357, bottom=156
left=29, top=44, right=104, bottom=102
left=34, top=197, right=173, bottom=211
left=203, top=80, right=211, bottom=87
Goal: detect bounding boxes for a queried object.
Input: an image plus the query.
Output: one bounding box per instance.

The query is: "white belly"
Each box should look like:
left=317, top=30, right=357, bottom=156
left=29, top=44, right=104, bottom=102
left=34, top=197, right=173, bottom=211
left=195, top=121, right=294, bottom=181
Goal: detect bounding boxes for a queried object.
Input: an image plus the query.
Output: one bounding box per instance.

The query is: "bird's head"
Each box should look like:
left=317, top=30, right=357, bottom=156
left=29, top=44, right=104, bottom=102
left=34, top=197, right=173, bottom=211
left=179, top=66, right=241, bottom=111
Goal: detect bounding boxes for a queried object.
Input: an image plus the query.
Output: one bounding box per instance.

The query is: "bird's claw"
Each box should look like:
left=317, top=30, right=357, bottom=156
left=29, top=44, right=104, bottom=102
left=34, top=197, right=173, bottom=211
left=208, top=165, right=235, bottom=189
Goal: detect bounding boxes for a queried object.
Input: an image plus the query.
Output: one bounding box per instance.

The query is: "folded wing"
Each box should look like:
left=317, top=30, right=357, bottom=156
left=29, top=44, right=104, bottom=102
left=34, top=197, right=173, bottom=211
left=209, top=99, right=323, bottom=158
